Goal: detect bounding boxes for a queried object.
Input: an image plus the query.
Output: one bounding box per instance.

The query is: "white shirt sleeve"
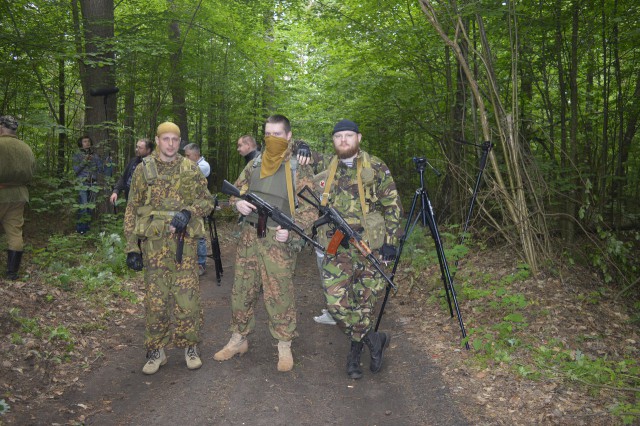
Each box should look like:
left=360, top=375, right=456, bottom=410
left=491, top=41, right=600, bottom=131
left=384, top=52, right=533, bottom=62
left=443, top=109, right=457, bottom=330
left=198, top=158, right=211, bottom=178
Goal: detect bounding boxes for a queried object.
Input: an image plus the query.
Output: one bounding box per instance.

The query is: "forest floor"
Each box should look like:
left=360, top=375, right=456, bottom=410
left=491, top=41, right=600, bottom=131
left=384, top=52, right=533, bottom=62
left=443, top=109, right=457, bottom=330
left=0, top=214, right=638, bottom=425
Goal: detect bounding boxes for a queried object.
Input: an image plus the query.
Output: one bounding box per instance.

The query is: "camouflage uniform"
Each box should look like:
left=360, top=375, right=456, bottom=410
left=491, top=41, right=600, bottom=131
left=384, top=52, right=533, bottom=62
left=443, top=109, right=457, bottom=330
left=124, top=152, right=213, bottom=350
left=314, top=151, right=402, bottom=342
left=230, top=155, right=316, bottom=342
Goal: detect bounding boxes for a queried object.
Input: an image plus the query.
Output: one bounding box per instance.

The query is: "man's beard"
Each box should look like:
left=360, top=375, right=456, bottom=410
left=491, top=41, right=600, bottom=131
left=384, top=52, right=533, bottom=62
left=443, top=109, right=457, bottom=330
left=336, top=145, right=359, bottom=159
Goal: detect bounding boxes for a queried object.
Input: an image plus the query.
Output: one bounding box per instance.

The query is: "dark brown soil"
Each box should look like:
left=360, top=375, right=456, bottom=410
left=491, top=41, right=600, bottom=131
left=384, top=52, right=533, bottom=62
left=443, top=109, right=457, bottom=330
left=1, top=221, right=638, bottom=425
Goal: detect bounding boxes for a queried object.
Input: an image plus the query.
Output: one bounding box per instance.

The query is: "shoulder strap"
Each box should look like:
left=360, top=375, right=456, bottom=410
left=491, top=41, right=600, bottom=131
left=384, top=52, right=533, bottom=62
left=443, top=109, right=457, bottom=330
left=141, top=156, right=158, bottom=206
left=321, top=156, right=339, bottom=207
left=321, top=152, right=372, bottom=242
left=141, top=156, right=158, bottom=184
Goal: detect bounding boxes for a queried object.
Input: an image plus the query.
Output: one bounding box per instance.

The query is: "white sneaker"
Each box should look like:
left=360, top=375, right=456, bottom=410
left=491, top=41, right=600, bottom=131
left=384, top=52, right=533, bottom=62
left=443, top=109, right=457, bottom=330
left=185, top=345, right=202, bottom=370
left=313, top=309, right=336, bottom=325
left=142, top=348, right=167, bottom=375
left=198, top=265, right=206, bottom=276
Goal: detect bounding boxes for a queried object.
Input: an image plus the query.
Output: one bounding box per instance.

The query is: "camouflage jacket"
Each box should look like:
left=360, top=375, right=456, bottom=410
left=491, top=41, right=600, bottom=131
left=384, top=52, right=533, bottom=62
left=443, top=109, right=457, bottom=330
left=312, top=150, right=403, bottom=249
left=231, top=155, right=318, bottom=243
left=124, top=152, right=214, bottom=253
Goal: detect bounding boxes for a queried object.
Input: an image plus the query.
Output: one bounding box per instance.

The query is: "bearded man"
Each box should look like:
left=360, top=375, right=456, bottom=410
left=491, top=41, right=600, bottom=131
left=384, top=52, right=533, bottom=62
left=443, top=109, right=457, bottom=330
left=313, top=119, right=403, bottom=379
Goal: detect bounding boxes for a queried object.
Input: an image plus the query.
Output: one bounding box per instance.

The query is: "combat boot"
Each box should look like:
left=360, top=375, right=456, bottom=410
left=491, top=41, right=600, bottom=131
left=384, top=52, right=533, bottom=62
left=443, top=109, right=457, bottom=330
left=214, top=333, right=248, bottom=361
left=7, top=250, right=23, bottom=281
left=277, top=340, right=293, bottom=372
left=185, top=345, right=202, bottom=370
left=142, top=348, right=167, bottom=375
left=363, top=331, right=390, bottom=373
left=346, top=340, right=364, bottom=379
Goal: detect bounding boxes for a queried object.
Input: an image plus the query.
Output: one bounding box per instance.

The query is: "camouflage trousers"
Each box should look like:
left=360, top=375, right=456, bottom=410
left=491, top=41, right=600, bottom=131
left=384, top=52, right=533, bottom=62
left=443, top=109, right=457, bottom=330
left=322, top=248, right=385, bottom=342
left=230, top=224, right=298, bottom=341
left=142, top=236, right=202, bottom=350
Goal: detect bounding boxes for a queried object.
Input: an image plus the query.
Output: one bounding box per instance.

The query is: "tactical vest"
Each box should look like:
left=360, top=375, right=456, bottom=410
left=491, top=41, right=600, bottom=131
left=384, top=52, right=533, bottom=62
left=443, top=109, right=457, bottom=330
left=133, top=156, right=206, bottom=239
left=317, top=152, right=386, bottom=250
left=245, top=155, right=297, bottom=227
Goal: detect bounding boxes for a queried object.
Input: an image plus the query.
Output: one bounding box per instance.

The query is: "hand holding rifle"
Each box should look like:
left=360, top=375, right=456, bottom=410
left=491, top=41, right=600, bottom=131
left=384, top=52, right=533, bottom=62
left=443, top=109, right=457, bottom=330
left=221, top=180, right=323, bottom=251
left=297, top=185, right=396, bottom=290
left=170, top=209, right=191, bottom=263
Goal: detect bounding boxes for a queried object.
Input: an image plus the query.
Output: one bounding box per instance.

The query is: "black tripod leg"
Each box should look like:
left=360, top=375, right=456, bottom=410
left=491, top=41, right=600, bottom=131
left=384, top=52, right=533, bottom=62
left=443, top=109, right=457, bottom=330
left=459, top=141, right=492, bottom=248
left=424, top=194, right=470, bottom=349
left=374, top=188, right=421, bottom=331
left=421, top=191, right=454, bottom=317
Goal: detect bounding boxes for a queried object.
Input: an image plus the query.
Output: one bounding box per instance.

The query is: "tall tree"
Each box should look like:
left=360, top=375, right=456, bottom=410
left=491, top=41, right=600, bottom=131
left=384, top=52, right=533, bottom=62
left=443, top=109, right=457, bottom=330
left=167, top=0, right=190, bottom=142
left=73, top=0, right=117, bottom=155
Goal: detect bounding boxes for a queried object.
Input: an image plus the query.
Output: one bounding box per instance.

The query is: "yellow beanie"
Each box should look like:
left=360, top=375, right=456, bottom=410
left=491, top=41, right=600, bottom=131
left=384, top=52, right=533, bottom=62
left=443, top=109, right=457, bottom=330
left=156, top=121, right=181, bottom=137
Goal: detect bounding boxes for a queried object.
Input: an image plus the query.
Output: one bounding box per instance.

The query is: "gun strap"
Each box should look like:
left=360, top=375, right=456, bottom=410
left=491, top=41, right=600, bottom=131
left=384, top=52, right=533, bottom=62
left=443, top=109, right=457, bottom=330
left=321, top=153, right=371, bottom=244
left=285, top=160, right=295, bottom=217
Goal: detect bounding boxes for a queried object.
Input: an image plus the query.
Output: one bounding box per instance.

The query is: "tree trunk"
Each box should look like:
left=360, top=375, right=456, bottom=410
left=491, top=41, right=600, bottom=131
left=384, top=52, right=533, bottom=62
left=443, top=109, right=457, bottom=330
left=599, top=0, right=610, bottom=220
left=554, top=0, right=571, bottom=239
left=445, top=18, right=469, bottom=224
left=57, top=59, right=67, bottom=179
left=168, top=0, right=189, bottom=143
left=419, top=0, right=550, bottom=273
left=75, top=0, right=117, bottom=156
left=567, top=0, right=580, bottom=241
left=123, top=83, right=136, bottom=161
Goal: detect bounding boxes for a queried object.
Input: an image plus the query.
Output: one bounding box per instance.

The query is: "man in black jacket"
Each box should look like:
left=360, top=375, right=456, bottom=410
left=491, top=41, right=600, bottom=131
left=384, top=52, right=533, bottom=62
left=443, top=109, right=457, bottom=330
left=236, top=135, right=260, bottom=164
left=110, top=138, right=154, bottom=205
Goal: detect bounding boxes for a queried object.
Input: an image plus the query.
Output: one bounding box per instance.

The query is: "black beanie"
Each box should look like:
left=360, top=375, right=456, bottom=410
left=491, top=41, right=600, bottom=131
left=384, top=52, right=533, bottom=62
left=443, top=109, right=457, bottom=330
left=332, top=119, right=359, bottom=135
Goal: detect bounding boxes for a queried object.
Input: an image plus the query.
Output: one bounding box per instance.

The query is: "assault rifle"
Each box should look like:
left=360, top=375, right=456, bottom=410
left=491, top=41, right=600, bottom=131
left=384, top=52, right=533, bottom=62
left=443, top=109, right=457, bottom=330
left=297, top=186, right=396, bottom=291
left=207, top=196, right=224, bottom=285
left=220, top=180, right=324, bottom=251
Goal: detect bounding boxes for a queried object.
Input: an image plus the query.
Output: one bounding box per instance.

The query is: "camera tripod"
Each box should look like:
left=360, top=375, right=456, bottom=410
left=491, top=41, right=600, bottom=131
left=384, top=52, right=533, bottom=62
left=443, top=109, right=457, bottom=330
left=375, top=156, right=469, bottom=350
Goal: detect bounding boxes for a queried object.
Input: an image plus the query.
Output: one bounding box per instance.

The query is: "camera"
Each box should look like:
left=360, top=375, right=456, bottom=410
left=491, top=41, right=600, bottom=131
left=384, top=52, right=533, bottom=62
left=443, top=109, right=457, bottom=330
left=412, top=157, right=427, bottom=169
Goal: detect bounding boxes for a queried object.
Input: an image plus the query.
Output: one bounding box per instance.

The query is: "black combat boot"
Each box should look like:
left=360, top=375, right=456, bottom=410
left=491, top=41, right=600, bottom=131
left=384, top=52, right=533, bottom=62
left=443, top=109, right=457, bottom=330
left=363, top=331, right=390, bottom=373
left=346, top=340, right=364, bottom=379
left=7, top=250, right=23, bottom=281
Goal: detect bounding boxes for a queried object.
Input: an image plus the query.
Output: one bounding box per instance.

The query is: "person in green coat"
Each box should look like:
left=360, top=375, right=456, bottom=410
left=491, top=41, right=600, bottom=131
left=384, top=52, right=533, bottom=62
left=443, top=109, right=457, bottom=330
left=0, top=115, right=36, bottom=280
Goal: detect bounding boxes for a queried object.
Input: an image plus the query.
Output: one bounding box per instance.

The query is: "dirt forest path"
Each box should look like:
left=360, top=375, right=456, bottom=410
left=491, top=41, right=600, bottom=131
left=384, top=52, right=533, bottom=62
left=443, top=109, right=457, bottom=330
left=19, top=244, right=468, bottom=426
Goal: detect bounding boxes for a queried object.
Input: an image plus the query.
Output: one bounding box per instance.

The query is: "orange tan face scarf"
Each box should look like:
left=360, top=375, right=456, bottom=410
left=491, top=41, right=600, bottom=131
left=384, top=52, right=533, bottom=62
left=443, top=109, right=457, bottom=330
left=260, top=135, right=289, bottom=178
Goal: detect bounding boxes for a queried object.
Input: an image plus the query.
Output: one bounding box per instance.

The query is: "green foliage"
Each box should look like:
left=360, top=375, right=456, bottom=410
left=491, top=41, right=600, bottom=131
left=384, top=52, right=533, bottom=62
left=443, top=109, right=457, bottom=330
left=456, top=255, right=639, bottom=424
left=402, top=225, right=470, bottom=286
left=8, top=308, right=75, bottom=355
left=534, top=342, right=640, bottom=393
left=9, top=307, right=43, bottom=338
left=28, top=176, right=79, bottom=215
left=610, top=401, right=640, bottom=425
left=0, top=398, right=9, bottom=416
left=30, top=220, right=138, bottom=302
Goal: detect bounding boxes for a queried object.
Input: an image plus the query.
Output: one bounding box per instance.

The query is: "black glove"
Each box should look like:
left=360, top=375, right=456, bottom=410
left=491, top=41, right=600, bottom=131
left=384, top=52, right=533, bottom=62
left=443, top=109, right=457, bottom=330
left=170, top=209, right=191, bottom=233
left=295, top=142, right=311, bottom=161
left=126, top=252, right=143, bottom=271
left=379, top=243, right=397, bottom=262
